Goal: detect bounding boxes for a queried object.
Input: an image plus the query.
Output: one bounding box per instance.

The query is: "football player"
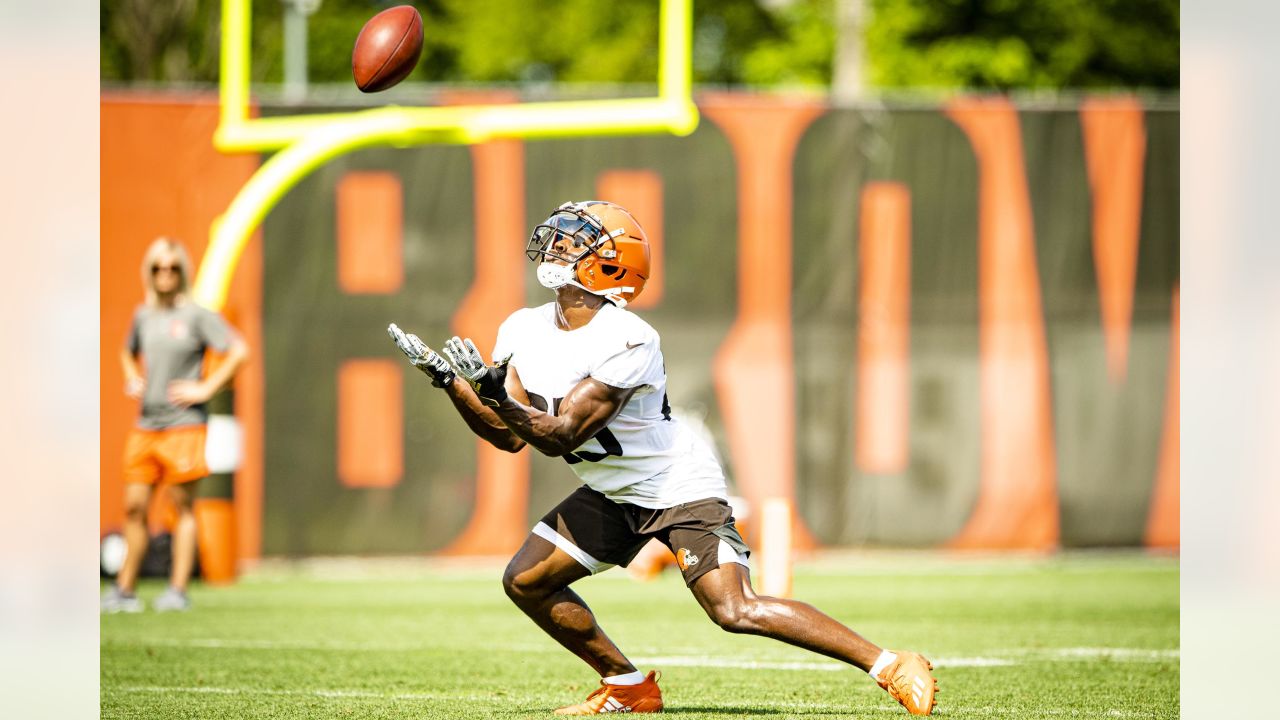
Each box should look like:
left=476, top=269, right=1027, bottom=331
left=389, top=201, right=938, bottom=715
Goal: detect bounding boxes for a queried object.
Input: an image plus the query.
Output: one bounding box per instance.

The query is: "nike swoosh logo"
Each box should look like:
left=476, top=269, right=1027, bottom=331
left=626, top=342, right=644, bottom=350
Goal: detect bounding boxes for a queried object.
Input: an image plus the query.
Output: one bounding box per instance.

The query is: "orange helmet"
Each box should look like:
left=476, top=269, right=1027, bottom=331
left=525, top=201, right=651, bottom=307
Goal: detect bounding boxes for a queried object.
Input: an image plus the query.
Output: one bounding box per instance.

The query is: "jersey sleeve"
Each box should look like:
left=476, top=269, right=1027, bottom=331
left=591, top=334, right=664, bottom=390
left=491, top=310, right=523, bottom=363
left=195, top=307, right=234, bottom=353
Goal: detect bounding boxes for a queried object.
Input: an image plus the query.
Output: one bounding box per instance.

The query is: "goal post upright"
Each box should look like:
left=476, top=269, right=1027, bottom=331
left=195, top=0, right=699, bottom=309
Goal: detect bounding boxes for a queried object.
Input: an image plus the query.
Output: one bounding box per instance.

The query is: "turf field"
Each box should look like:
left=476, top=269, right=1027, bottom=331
left=101, top=552, right=1178, bottom=719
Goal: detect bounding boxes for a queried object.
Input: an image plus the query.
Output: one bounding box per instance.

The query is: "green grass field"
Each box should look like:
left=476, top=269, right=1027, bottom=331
left=101, top=552, right=1178, bottom=719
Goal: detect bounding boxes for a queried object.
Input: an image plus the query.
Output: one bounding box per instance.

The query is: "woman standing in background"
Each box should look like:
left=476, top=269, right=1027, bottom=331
left=101, top=238, right=249, bottom=613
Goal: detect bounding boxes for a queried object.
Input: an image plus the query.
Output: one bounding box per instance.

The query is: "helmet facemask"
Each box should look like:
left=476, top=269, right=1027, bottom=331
left=526, top=201, right=648, bottom=306
left=525, top=210, right=600, bottom=266
left=527, top=206, right=619, bottom=286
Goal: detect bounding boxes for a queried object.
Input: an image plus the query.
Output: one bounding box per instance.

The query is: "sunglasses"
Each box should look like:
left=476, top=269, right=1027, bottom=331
left=151, top=264, right=182, bottom=275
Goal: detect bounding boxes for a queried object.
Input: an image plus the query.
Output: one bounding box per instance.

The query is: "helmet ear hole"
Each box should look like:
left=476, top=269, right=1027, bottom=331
left=600, top=264, right=622, bottom=277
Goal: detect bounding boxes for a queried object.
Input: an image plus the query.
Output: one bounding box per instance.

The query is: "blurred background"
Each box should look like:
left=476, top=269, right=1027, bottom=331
left=101, top=0, right=1178, bottom=94
left=98, top=0, right=1179, bottom=575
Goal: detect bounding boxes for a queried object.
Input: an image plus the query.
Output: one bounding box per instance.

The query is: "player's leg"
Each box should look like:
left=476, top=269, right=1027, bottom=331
left=690, top=560, right=882, bottom=668
left=680, top=526, right=937, bottom=715
left=502, top=532, right=634, bottom=677
left=509, top=487, right=664, bottom=714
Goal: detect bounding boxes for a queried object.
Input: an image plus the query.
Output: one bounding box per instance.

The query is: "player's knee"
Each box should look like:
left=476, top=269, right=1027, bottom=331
left=502, top=562, right=547, bottom=604
left=708, top=598, right=762, bottom=634
left=501, top=563, right=520, bottom=598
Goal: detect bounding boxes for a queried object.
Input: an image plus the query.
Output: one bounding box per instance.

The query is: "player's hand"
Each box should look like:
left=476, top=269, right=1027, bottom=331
left=387, top=323, right=456, bottom=388
left=167, top=379, right=213, bottom=408
left=442, top=336, right=510, bottom=407
left=125, top=376, right=146, bottom=399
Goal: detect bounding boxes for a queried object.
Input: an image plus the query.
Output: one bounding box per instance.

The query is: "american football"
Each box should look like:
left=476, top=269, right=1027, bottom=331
left=352, top=5, right=424, bottom=93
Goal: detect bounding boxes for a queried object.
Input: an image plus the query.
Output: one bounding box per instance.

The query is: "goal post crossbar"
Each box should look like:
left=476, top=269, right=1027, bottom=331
left=195, top=0, right=698, bottom=309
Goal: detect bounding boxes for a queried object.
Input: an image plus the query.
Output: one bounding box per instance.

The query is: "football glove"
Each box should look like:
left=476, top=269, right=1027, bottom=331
left=387, top=323, right=456, bottom=388
left=442, top=336, right=510, bottom=407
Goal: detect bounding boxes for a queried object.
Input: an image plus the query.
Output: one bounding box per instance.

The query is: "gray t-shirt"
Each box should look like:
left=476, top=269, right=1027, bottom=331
left=126, top=302, right=234, bottom=430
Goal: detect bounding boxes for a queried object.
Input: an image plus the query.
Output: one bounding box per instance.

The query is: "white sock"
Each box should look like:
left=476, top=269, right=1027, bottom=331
left=868, top=650, right=898, bottom=680
left=602, top=671, right=645, bottom=686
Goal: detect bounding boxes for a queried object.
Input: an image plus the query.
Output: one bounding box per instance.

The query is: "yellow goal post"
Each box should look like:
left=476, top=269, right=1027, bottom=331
left=193, top=0, right=699, bottom=310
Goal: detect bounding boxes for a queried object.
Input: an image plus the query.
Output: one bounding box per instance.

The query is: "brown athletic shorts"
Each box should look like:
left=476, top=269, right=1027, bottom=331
left=535, top=486, right=751, bottom=587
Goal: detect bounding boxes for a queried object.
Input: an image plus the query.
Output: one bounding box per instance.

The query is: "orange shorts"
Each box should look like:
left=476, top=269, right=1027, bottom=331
left=123, top=425, right=209, bottom=485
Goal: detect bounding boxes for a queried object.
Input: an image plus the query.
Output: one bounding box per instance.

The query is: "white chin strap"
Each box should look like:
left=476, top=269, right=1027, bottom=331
left=537, top=263, right=631, bottom=308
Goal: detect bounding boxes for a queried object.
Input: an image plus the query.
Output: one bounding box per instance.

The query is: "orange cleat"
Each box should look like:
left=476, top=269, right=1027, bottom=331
left=876, top=651, right=939, bottom=716
left=554, top=670, right=664, bottom=715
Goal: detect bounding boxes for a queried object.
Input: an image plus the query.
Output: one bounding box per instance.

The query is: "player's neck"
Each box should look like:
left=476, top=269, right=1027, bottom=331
left=553, top=288, right=607, bottom=331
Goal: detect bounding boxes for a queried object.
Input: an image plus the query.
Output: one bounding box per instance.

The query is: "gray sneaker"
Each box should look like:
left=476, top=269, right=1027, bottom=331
left=152, top=587, right=191, bottom=612
left=101, top=586, right=144, bottom=614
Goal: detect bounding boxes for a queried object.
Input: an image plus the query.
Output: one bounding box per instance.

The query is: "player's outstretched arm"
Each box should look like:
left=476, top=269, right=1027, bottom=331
left=387, top=324, right=526, bottom=453
left=495, top=375, right=635, bottom=457
left=441, top=335, right=635, bottom=457
left=439, top=372, right=530, bottom=453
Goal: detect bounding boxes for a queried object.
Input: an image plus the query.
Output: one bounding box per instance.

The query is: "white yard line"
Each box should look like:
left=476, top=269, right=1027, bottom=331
left=927, top=707, right=1157, bottom=718
left=110, top=638, right=1176, bottom=669
left=632, top=655, right=847, bottom=671
left=116, top=686, right=448, bottom=701
left=632, top=655, right=1014, bottom=671
left=977, top=647, right=1179, bottom=662
left=1040, top=647, right=1179, bottom=661
left=110, top=636, right=556, bottom=653
left=930, top=656, right=1017, bottom=667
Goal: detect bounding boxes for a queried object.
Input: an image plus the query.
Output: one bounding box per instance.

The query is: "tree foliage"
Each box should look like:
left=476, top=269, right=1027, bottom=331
left=101, top=0, right=832, bottom=88
left=101, top=0, right=1176, bottom=91
left=865, top=0, right=1179, bottom=90
left=101, top=0, right=222, bottom=82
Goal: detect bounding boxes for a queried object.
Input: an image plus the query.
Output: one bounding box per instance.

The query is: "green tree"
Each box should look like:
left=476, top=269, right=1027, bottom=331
left=100, top=0, right=832, bottom=88
left=864, top=0, right=1179, bottom=90
left=737, top=0, right=835, bottom=88
left=101, top=0, right=222, bottom=82
left=101, top=0, right=1176, bottom=92
left=429, top=0, right=827, bottom=87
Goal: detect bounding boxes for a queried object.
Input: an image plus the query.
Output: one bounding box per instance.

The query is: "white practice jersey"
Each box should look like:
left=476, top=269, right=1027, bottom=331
left=493, top=302, right=727, bottom=509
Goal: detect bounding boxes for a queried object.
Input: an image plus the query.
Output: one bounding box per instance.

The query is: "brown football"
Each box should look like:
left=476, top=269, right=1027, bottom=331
left=352, top=5, right=424, bottom=93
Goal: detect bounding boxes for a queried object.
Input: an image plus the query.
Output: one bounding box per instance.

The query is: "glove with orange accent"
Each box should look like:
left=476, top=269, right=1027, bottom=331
left=442, top=336, right=510, bottom=407
left=387, top=323, right=455, bottom=388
